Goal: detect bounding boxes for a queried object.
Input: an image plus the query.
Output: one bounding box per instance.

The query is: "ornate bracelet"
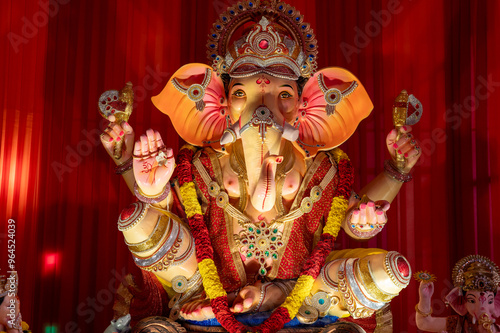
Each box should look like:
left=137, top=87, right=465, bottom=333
left=320, top=260, right=339, bottom=292
left=118, top=201, right=150, bottom=232
left=125, top=215, right=169, bottom=253
left=384, top=160, right=412, bottom=183
left=132, top=220, right=183, bottom=272
left=134, top=182, right=171, bottom=204
left=254, top=282, right=273, bottom=312
left=115, top=157, right=133, bottom=175
left=415, top=304, right=432, bottom=317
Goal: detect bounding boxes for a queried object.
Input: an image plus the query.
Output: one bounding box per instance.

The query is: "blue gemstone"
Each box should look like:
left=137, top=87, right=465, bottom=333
left=279, top=5, right=283, bottom=10
left=239, top=5, right=243, bottom=9
left=222, top=17, right=227, bottom=22
left=309, top=44, right=314, bottom=48
left=295, top=17, right=300, bottom=21
left=210, top=44, right=215, bottom=48
left=309, top=54, right=315, bottom=58
left=307, top=34, right=312, bottom=38
left=319, top=299, right=325, bottom=305
left=249, top=2, right=253, bottom=7
left=302, top=25, right=307, bottom=29
left=216, top=25, right=221, bottom=29
left=288, top=10, right=293, bottom=14
left=212, top=34, right=217, bottom=38
left=211, top=54, right=216, bottom=58
left=230, top=10, right=235, bottom=15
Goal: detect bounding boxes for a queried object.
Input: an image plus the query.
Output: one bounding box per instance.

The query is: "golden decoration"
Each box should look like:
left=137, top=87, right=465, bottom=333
left=413, top=270, right=437, bottom=283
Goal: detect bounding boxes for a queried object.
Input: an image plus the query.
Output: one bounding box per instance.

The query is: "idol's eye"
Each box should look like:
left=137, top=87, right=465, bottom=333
left=489, top=300, right=494, bottom=304
left=279, top=91, right=293, bottom=99
left=232, top=89, right=246, bottom=98
left=468, top=299, right=475, bottom=304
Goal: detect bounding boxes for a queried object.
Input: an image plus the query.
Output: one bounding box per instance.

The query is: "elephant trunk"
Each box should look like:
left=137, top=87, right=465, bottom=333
left=235, top=105, right=299, bottom=213
left=249, top=155, right=283, bottom=213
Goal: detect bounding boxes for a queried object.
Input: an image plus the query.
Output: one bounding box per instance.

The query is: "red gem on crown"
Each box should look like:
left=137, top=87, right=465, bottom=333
left=259, top=39, right=269, bottom=49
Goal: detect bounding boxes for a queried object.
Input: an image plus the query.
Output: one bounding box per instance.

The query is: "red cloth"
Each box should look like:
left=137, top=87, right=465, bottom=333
left=1, top=1, right=500, bottom=332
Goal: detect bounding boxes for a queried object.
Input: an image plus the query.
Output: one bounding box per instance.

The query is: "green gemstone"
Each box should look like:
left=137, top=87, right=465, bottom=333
left=260, top=268, right=266, bottom=275
left=248, top=227, right=254, bottom=232
left=305, top=310, right=311, bottom=315
left=273, top=229, right=278, bottom=234
left=272, top=253, right=278, bottom=259
left=265, top=251, right=270, bottom=257
left=249, top=244, right=255, bottom=249
left=178, top=282, right=182, bottom=287
left=271, top=236, right=277, bottom=241
left=256, top=229, right=261, bottom=234
left=318, top=299, right=325, bottom=305
left=247, top=252, right=253, bottom=258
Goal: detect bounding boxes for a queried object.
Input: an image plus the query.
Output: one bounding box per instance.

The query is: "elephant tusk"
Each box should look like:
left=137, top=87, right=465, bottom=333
left=282, top=122, right=299, bottom=142
left=220, top=122, right=241, bottom=145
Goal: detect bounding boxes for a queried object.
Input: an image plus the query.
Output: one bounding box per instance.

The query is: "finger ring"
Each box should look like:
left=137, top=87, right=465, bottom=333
left=406, top=133, right=413, bottom=139
left=410, top=139, right=416, bottom=145
left=156, top=151, right=168, bottom=166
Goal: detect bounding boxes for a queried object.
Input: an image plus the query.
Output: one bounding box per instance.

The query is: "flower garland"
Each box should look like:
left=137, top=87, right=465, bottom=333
left=177, top=146, right=353, bottom=333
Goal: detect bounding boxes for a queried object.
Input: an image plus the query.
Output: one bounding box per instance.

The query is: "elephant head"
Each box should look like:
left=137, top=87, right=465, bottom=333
left=152, top=64, right=372, bottom=212
left=445, top=255, right=500, bottom=326
left=152, top=9, right=373, bottom=213
left=445, top=287, right=500, bottom=324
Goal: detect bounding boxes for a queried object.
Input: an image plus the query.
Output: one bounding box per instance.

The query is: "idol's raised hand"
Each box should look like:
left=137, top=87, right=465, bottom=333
left=100, top=115, right=135, bottom=165
left=418, top=281, right=435, bottom=302
left=386, top=125, right=421, bottom=173
left=133, top=129, right=175, bottom=196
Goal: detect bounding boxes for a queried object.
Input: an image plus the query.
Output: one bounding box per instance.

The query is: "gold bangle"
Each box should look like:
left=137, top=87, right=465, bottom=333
left=126, top=215, right=169, bottom=253
left=356, top=257, right=397, bottom=303
left=415, top=304, right=432, bottom=317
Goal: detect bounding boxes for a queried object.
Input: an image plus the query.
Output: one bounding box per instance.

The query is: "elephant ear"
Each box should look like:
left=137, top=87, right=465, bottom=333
left=152, top=63, right=229, bottom=151
left=445, top=287, right=468, bottom=316
left=494, top=288, right=500, bottom=318
left=294, top=67, right=373, bottom=157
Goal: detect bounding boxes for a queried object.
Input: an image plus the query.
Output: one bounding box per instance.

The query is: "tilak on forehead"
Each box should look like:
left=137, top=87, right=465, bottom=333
left=256, top=75, right=271, bottom=85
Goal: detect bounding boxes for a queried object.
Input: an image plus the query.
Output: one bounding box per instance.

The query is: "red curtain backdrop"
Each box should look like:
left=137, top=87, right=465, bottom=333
left=1, top=0, right=499, bottom=331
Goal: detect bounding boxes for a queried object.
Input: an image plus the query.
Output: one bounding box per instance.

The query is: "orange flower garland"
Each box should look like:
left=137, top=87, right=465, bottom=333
left=177, top=146, right=353, bottom=333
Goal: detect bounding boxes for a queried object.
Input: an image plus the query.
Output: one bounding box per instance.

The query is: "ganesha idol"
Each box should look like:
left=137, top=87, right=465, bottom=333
left=416, top=255, right=500, bottom=332
left=99, top=1, right=422, bottom=332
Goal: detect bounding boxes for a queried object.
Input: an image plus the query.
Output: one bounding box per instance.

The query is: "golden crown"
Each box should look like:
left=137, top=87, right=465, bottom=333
left=207, top=0, right=318, bottom=80
left=452, top=255, right=500, bottom=293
